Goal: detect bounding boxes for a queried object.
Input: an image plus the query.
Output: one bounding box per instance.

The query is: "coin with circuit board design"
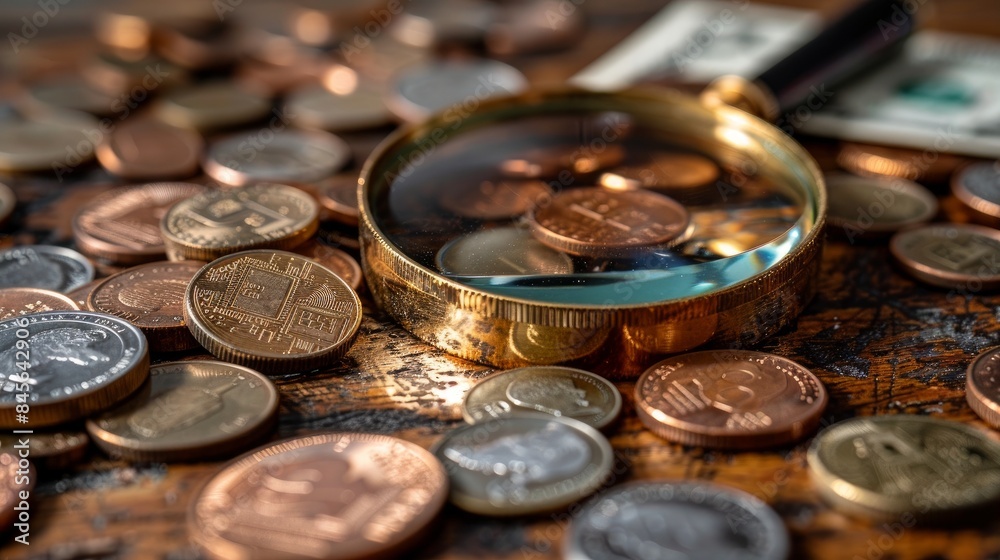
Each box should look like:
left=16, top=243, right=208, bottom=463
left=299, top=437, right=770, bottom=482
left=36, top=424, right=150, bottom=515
left=890, top=224, right=1000, bottom=290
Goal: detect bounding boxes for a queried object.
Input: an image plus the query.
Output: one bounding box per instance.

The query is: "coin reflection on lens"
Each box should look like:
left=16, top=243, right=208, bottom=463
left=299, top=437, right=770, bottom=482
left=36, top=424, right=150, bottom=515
left=440, top=179, right=552, bottom=220
left=436, top=227, right=574, bottom=276
left=599, top=152, right=720, bottom=192
left=508, top=323, right=610, bottom=364
left=502, top=144, right=625, bottom=180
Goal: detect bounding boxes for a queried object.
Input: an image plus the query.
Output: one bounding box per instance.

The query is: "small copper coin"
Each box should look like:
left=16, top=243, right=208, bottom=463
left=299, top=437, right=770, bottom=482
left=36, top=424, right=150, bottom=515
left=0, top=181, right=14, bottom=227
left=74, top=182, right=208, bottom=265
left=202, top=130, right=351, bottom=187
left=0, top=245, right=95, bottom=292
left=440, top=179, right=552, bottom=220
left=184, top=250, right=362, bottom=374
left=316, top=173, right=360, bottom=226
left=87, top=260, right=204, bottom=353
left=66, top=280, right=103, bottom=309
left=294, top=240, right=363, bottom=291
left=501, top=144, right=625, bottom=180
left=635, top=350, right=828, bottom=449
left=0, top=431, right=89, bottom=471
left=599, top=152, right=720, bottom=192
left=952, top=162, right=1000, bottom=228
left=160, top=183, right=319, bottom=261
left=0, top=288, right=79, bottom=320
left=96, top=118, right=204, bottom=180
left=463, top=366, right=621, bottom=430
left=890, top=224, right=1000, bottom=290
left=188, top=432, right=447, bottom=560
left=87, top=360, right=278, bottom=462
left=529, top=187, right=689, bottom=257
left=155, top=82, right=271, bottom=131
left=967, top=346, right=1000, bottom=429
left=436, top=227, right=574, bottom=276
left=0, top=452, right=34, bottom=530
left=838, top=141, right=967, bottom=184
left=825, top=173, right=938, bottom=238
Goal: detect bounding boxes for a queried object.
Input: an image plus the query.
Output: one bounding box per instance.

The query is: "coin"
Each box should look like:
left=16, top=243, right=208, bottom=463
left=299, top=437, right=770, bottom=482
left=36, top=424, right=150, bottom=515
left=599, top=152, right=720, bottom=192
left=564, top=481, right=790, bottom=560
left=635, top=350, right=828, bottom=449
left=87, top=360, right=278, bottom=462
left=66, top=279, right=103, bottom=309
left=84, top=52, right=188, bottom=97
left=808, top=415, right=1000, bottom=521
left=0, top=431, right=88, bottom=471
left=0, top=181, right=14, bottom=227
left=486, top=0, right=584, bottom=56
left=825, top=173, right=937, bottom=239
left=0, top=111, right=99, bottom=172
left=316, top=173, right=360, bottom=226
left=501, top=144, right=626, bottom=180
left=233, top=57, right=325, bottom=97
left=433, top=415, right=613, bottom=515
left=203, top=130, right=351, bottom=187
left=22, top=76, right=119, bottom=117
left=287, top=0, right=393, bottom=47
left=529, top=187, right=690, bottom=257
left=392, top=0, right=495, bottom=48
left=87, top=260, right=204, bottom=353
left=440, top=179, right=552, bottom=220
left=95, top=2, right=217, bottom=57
left=0, top=245, right=95, bottom=292
left=156, top=21, right=240, bottom=70
left=284, top=84, right=391, bottom=132
left=188, top=432, right=447, bottom=560
left=890, top=224, right=1000, bottom=290
left=0, top=288, right=79, bottom=320
left=0, top=311, right=150, bottom=428
left=294, top=240, right=363, bottom=291
left=184, top=250, right=362, bottom=374
left=837, top=142, right=967, bottom=185
left=462, top=366, right=621, bottom=430
left=508, top=323, right=611, bottom=364
left=966, top=346, right=1000, bottom=429
left=74, top=182, right=208, bottom=265
left=155, top=82, right=271, bottom=131
left=0, top=452, right=34, bottom=530
left=160, top=183, right=319, bottom=261
left=385, top=59, right=528, bottom=123
left=96, top=118, right=203, bottom=180
left=952, top=161, right=1000, bottom=228
left=436, top=227, right=574, bottom=276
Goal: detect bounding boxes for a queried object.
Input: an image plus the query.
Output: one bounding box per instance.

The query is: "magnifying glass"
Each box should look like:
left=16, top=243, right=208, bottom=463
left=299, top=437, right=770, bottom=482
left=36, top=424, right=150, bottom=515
left=359, top=0, right=914, bottom=378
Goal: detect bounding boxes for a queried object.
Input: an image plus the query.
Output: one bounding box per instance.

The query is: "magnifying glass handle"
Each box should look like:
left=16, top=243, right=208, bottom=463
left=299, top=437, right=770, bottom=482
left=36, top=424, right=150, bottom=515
left=756, top=0, right=916, bottom=116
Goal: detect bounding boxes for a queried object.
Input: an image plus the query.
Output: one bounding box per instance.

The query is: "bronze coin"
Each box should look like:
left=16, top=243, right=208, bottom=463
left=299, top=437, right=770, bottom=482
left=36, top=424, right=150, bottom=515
left=837, top=141, right=968, bottom=185
left=87, top=260, right=204, bottom=353
left=74, top=182, right=208, bottom=265
left=967, top=346, right=1000, bottom=429
left=87, top=360, right=278, bottom=462
left=66, top=279, right=103, bottom=309
left=316, top=173, right=360, bottom=226
left=294, top=240, right=363, bottom=291
left=529, top=187, right=690, bottom=257
left=0, top=452, right=34, bottom=530
left=598, top=152, right=720, bottom=192
left=440, top=179, right=552, bottom=220
left=184, top=250, right=362, bottom=374
left=0, top=431, right=89, bottom=472
left=96, top=118, right=204, bottom=180
left=635, top=350, right=828, bottom=449
left=951, top=162, right=1000, bottom=228
left=188, top=432, right=447, bottom=560
left=0, top=287, right=79, bottom=321
left=890, top=224, right=1000, bottom=291
left=501, top=144, right=625, bottom=180
left=160, top=183, right=318, bottom=261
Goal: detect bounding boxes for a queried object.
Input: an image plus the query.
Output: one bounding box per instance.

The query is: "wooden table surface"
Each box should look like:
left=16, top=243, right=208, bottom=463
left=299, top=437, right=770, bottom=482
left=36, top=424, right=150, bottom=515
left=3, top=1, right=1000, bottom=559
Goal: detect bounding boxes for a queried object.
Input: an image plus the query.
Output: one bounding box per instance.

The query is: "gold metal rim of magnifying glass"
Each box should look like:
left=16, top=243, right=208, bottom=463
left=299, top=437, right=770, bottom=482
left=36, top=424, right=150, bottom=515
left=358, top=86, right=826, bottom=378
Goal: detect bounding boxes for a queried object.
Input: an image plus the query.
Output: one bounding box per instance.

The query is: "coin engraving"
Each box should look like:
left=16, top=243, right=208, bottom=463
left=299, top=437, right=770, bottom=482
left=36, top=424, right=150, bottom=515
left=0, top=288, right=78, bottom=320
left=890, top=224, right=1000, bottom=290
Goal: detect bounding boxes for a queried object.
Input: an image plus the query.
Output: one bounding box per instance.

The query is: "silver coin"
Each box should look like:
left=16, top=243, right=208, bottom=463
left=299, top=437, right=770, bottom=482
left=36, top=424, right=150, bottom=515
left=0, top=245, right=95, bottom=292
left=565, top=481, right=790, bottom=560
left=955, top=162, right=1000, bottom=205
left=436, top=227, right=574, bottom=276
left=203, top=130, right=351, bottom=186
left=0, top=311, right=149, bottom=428
left=0, top=111, right=100, bottom=172
left=433, top=415, right=613, bottom=515
left=385, top=59, right=528, bottom=123
left=284, top=84, right=391, bottom=132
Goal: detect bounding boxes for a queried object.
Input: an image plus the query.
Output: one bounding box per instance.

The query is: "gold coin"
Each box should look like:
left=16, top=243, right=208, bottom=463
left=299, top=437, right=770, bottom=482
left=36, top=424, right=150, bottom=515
left=154, top=82, right=271, bottom=131
left=508, top=323, right=610, bottom=364
left=160, top=183, right=319, bottom=261
left=462, top=366, right=621, bottom=430
left=0, top=287, right=78, bottom=320
left=808, top=415, right=1000, bottom=522
left=184, top=250, right=362, bottom=374
left=87, top=360, right=278, bottom=462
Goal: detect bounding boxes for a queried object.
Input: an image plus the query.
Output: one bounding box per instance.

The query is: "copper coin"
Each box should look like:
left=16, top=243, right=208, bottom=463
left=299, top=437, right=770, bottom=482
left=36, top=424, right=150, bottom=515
left=0, top=288, right=79, bottom=320
left=188, top=432, right=447, bottom=560
left=825, top=173, right=938, bottom=239
left=155, top=82, right=271, bottom=131
left=233, top=58, right=324, bottom=97
left=598, top=152, right=720, bottom=192
left=0, top=181, right=14, bottom=227
left=0, top=452, right=34, bottom=530
left=184, top=250, right=362, bottom=374
left=0, top=245, right=95, bottom=292
left=74, top=182, right=208, bottom=265
left=486, top=0, right=584, bottom=56
left=529, top=187, right=690, bottom=257
left=160, top=183, right=318, bottom=261
left=440, top=179, right=552, bottom=220
left=635, top=350, right=828, bottom=449
left=952, top=161, right=1000, bottom=228
left=967, top=346, right=1000, bottom=429
left=294, top=240, right=363, bottom=291
left=890, top=224, right=1000, bottom=290
left=66, top=279, right=103, bottom=309
left=316, top=173, right=360, bottom=226
left=87, top=360, right=278, bottom=462
left=837, top=142, right=968, bottom=185
left=203, top=130, right=351, bottom=187
left=87, top=260, right=204, bottom=353
left=96, top=118, right=203, bottom=180
left=501, top=144, right=625, bottom=180
left=0, top=431, right=89, bottom=472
